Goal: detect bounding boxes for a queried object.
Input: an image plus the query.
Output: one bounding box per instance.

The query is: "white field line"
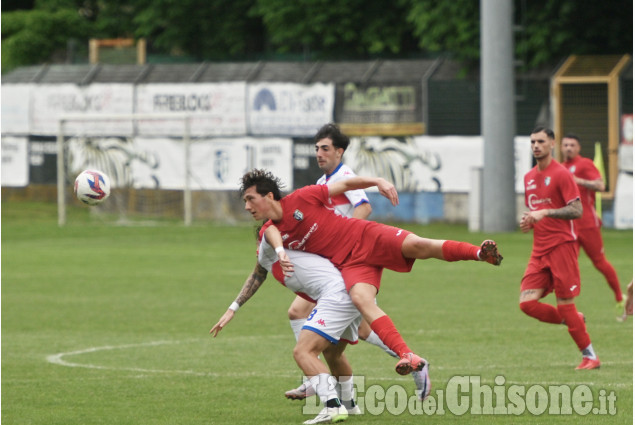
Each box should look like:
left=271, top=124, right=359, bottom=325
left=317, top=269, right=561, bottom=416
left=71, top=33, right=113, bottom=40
left=45, top=338, right=633, bottom=388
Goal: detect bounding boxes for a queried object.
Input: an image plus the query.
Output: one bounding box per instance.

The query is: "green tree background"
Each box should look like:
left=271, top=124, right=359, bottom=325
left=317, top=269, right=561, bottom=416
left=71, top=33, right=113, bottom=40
left=2, top=0, right=633, bottom=73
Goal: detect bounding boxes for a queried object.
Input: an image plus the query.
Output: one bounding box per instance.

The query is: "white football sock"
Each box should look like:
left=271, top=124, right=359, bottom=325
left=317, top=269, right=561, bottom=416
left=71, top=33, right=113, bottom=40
left=289, top=319, right=305, bottom=342
left=338, top=376, right=355, bottom=403
left=365, top=330, right=398, bottom=357
left=582, top=343, right=597, bottom=360
left=310, top=373, right=338, bottom=405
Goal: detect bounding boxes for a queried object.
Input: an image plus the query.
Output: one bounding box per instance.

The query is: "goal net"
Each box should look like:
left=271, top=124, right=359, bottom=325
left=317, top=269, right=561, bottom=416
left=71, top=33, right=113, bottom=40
left=57, top=113, right=194, bottom=226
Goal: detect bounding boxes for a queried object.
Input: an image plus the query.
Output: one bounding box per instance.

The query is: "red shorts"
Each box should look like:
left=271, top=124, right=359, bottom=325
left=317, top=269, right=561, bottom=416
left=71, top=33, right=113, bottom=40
left=576, top=225, right=605, bottom=262
left=340, top=222, right=415, bottom=292
left=521, top=242, right=581, bottom=299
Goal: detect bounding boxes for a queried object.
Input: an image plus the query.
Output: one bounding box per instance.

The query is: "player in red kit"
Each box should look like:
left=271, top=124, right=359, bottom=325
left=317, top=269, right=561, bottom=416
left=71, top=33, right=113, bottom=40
left=520, top=127, right=600, bottom=370
left=286, top=123, right=430, bottom=401
left=240, top=168, right=503, bottom=377
left=561, top=134, right=624, bottom=314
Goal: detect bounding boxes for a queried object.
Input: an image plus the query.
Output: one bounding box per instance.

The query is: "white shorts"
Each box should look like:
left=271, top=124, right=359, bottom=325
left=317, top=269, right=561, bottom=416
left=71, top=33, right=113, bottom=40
left=302, top=290, right=362, bottom=344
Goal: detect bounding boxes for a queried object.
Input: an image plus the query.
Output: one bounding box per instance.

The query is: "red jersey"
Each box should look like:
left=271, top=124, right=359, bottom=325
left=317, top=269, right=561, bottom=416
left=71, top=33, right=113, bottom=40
left=260, top=185, right=370, bottom=267
left=524, top=159, right=580, bottom=256
left=562, top=155, right=602, bottom=229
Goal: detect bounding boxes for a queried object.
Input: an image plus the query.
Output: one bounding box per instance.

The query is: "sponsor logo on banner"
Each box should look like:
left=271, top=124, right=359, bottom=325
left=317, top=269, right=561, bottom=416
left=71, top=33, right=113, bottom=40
left=136, top=83, right=247, bottom=136
left=30, top=84, right=134, bottom=136
left=248, top=83, right=334, bottom=136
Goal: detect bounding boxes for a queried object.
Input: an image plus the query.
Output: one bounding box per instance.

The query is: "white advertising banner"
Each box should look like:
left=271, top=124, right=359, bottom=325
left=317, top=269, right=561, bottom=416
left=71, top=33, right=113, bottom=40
left=30, top=84, right=134, bottom=135
left=247, top=83, right=334, bottom=136
left=1, top=84, right=32, bottom=135
left=344, top=135, right=532, bottom=193
left=130, top=137, right=292, bottom=190
left=1, top=136, right=29, bottom=187
left=135, top=83, right=247, bottom=136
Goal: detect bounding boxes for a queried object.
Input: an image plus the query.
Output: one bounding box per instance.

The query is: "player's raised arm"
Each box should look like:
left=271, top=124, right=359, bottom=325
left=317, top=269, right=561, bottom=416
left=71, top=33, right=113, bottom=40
left=209, top=262, right=268, bottom=337
left=327, top=176, right=399, bottom=206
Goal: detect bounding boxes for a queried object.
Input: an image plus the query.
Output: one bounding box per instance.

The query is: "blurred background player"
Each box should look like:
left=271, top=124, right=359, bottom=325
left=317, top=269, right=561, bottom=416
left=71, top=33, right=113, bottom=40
left=560, top=134, right=624, bottom=315
left=520, top=127, right=600, bottom=370
left=285, top=123, right=429, bottom=401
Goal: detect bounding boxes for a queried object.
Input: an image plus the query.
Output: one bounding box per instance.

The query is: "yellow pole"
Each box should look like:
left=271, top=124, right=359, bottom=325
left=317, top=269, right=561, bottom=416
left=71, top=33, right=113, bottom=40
left=593, top=141, right=606, bottom=219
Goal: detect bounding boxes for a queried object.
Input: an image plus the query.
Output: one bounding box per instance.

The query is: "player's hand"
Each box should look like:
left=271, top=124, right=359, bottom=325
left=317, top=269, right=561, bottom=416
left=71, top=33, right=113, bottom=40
left=520, top=212, right=535, bottom=233
left=210, top=310, right=235, bottom=337
left=277, top=250, right=294, bottom=277
left=377, top=178, right=399, bottom=206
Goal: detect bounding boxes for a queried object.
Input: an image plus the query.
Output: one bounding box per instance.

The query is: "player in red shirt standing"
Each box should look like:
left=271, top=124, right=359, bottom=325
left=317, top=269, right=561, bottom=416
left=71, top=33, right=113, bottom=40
left=240, top=168, right=503, bottom=377
left=561, top=134, right=624, bottom=314
left=520, top=127, right=600, bottom=370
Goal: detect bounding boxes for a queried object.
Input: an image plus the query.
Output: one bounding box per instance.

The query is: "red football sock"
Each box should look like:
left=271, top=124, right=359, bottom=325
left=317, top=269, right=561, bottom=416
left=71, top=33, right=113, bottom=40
left=557, top=303, right=591, bottom=351
left=592, top=257, right=623, bottom=301
left=519, top=300, right=562, bottom=324
left=442, top=240, right=479, bottom=262
left=370, top=315, right=411, bottom=358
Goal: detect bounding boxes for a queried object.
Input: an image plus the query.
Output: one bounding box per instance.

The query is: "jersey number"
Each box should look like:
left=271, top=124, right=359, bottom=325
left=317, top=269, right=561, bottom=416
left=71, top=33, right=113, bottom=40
left=307, top=308, right=318, bottom=321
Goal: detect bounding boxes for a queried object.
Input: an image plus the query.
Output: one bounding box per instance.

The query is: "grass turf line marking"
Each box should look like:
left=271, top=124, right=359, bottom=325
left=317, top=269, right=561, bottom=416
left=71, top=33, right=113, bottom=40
left=45, top=336, right=299, bottom=378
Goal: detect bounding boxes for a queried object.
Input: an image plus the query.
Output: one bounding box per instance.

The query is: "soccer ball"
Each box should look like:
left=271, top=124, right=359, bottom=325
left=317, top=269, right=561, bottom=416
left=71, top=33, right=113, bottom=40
left=74, top=170, right=111, bottom=206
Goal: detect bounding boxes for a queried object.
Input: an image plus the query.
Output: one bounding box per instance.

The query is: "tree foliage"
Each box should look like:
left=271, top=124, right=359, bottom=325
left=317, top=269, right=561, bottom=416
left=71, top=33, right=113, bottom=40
left=2, top=8, right=90, bottom=71
left=250, top=0, right=417, bottom=59
left=403, top=0, right=633, bottom=68
left=127, top=0, right=265, bottom=60
left=1, top=0, right=632, bottom=73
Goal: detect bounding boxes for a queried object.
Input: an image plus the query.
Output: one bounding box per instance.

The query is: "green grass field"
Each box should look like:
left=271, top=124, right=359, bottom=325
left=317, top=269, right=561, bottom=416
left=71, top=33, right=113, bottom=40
left=2, top=201, right=632, bottom=424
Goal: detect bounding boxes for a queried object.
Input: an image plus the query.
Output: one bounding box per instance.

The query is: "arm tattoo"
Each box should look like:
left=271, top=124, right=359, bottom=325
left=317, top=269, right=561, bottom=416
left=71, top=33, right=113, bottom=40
left=235, top=263, right=268, bottom=306
left=546, top=200, right=582, bottom=220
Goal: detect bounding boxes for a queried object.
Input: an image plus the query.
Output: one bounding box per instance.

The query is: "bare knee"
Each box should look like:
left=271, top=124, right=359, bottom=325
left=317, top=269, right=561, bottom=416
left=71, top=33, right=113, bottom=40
left=288, top=297, right=315, bottom=320
left=357, top=320, right=371, bottom=340
left=288, top=306, right=304, bottom=320
left=293, top=341, right=319, bottom=364
left=349, top=290, right=366, bottom=309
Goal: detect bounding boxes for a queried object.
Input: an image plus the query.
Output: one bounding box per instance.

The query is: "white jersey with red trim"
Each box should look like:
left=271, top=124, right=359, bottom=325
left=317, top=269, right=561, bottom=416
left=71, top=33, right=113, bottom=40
left=258, top=238, right=346, bottom=301
left=316, top=162, right=369, bottom=218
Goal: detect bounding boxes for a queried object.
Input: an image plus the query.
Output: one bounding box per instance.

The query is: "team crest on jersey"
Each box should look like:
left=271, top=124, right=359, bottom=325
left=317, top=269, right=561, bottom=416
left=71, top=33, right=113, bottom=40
left=569, top=165, right=576, bottom=173
left=293, top=209, right=304, bottom=221
left=544, top=176, right=551, bottom=186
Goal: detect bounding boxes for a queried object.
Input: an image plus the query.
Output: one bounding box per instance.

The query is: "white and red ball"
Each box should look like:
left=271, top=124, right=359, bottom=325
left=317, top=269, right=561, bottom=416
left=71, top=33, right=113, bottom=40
left=74, top=170, right=111, bottom=206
